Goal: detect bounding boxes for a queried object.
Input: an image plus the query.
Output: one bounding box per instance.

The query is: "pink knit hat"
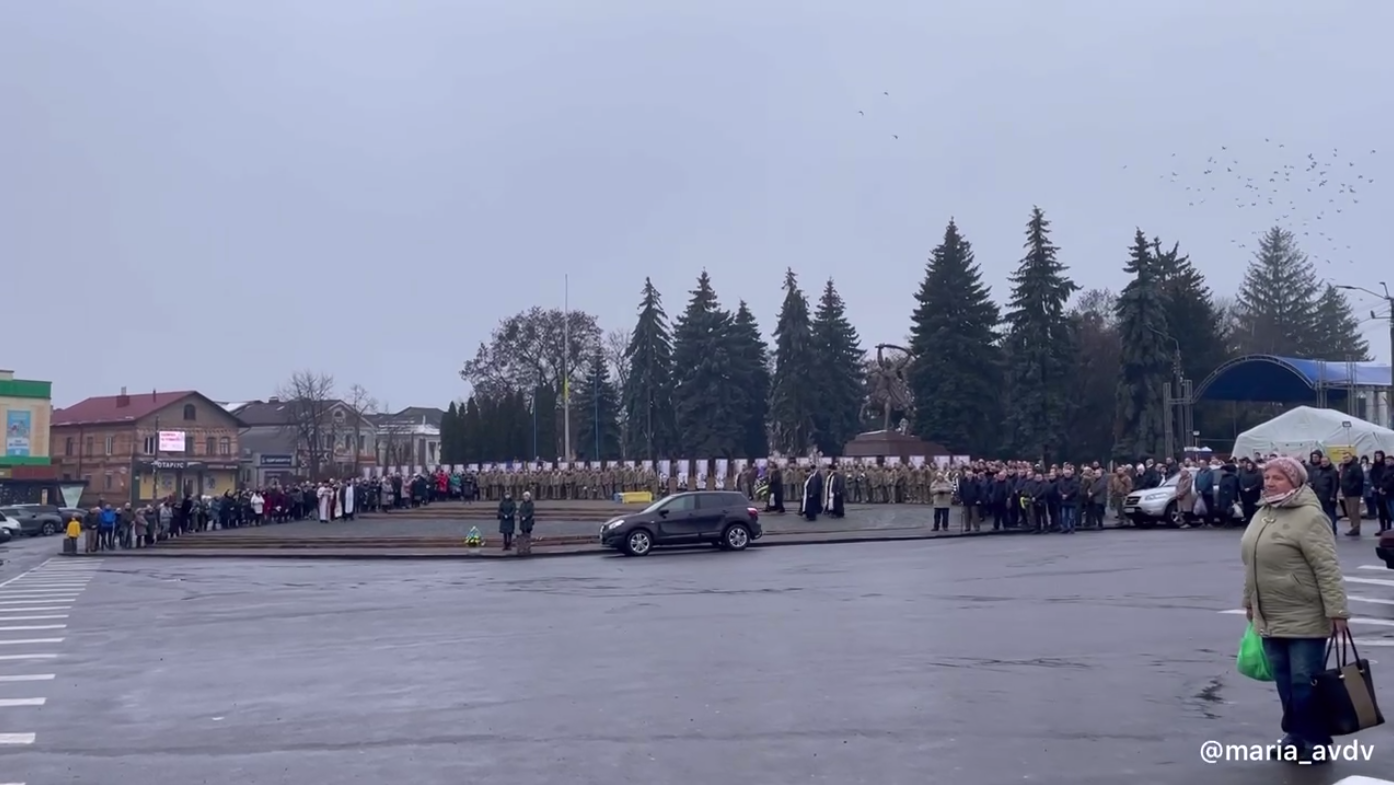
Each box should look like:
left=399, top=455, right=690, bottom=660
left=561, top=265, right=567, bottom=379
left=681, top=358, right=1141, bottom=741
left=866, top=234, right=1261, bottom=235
left=1264, top=455, right=1308, bottom=488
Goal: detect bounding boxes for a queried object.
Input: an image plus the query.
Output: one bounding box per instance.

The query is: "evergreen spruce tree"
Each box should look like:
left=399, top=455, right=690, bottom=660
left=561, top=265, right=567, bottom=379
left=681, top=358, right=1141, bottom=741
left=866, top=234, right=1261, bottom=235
left=728, top=301, right=772, bottom=459
left=768, top=269, right=819, bottom=454
left=810, top=279, right=865, bottom=455
left=1001, top=206, right=1079, bottom=462
left=1152, top=239, right=1228, bottom=384
left=440, top=401, right=461, bottom=463
left=906, top=219, right=1002, bottom=456
left=621, top=278, right=678, bottom=459
left=1233, top=227, right=1323, bottom=357
left=670, top=271, right=745, bottom=457
left=1312, top=284, right=1372, bottom=360
left=461, top=396, right=484, bottom=463
left=574, top=347, right=623, bottom=461
left=1112, top=230, right=1171, bottom=461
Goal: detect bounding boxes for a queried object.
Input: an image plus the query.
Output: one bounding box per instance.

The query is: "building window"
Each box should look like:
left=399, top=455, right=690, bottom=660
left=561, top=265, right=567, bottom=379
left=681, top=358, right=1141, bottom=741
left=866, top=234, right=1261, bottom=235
left=143, top=435, right=157, bottom=454
left=84, top=436, right=93, bottom=456
left=358, top=435, right=366, bottom=452
left=65, top=437, right=73, bottom=456
left=103, top=473, right=113, bottom=490
left=104, top=435, right=114, bottom=456
left=82, top=474, right=92, bottom=486
left=219, top=437, right=231, bottom=456
left=205, top=437, right=216, bottom=456
left=185, top=435, right=194, bottom=455
left=62, top=473, right=72, bottom=481
left=183, top=404, right=197, bottom=421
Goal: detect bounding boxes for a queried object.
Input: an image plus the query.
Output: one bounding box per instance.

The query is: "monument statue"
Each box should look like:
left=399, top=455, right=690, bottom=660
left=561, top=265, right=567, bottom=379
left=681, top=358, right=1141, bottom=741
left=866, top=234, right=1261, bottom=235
left=865, top=343, right=915, bottom=432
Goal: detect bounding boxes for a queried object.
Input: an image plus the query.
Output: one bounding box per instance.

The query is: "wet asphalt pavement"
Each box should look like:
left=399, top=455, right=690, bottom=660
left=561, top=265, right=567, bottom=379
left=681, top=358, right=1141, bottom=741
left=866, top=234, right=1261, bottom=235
left=5, top=529, right=1392, bottom=785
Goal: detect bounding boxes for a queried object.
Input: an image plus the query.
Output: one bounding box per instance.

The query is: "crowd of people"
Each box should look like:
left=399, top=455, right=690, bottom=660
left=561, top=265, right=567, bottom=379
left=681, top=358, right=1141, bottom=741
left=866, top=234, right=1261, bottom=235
left=65, top=448, right=1392, bottom=551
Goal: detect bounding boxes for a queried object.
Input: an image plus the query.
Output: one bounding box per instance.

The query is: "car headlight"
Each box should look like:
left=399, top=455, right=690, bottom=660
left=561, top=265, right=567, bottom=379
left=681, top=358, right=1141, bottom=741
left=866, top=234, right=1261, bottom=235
left=606, top=520, right=624, bottom=530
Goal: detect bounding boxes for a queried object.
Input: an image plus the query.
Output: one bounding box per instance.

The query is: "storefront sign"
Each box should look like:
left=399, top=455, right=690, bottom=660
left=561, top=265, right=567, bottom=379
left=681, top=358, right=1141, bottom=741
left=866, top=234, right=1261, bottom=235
left=259, top=454, right=294, bottom=467
left=146, top=460, right=239, bottom=472
left=157, top=430, right=186, bottom=452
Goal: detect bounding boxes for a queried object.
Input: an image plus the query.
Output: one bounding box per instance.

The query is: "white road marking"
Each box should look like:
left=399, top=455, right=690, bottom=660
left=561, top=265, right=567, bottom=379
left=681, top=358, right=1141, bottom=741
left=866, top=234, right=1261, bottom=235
left=0, top=675, right=54, bottom=682
left=0, top=608, right=71, bottom=614
left=0, top=699, right=45, bottom=707
left=0, top=616, right=68, bottom=622
left=1345, top=576, right=1394, bottom=588
left=7, top=583, right=88, bottom=589
left=0, top=590, right=84, bottom=596
left=0, top=733, right=36, bottom=744
left=0, top=639, right=65, bottom=646
left=0, top=655, right=57, bottom=661
left=0, top=599, right=76, bottom=605
left=1334, top=777, right=1394, bottom=785
left=1357, top=565, right=1390, bottom=571
left=1349, top=595, right=1394, bottom=606
left=1217, top=609, right=1394, bottom=627
left=0, top=626, right=65, bottom=632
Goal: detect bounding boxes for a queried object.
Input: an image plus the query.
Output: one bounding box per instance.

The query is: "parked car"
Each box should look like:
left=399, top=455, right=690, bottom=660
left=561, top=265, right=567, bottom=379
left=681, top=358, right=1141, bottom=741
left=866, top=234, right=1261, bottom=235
left=599, top=491, right=762, bottom=556
left=1378, top=530, right=1394, bottom=569
left=0, top=512, right=16, bottom=543
left=0, top=506, right=62, bottom=536
left=1121, top=472, right=1185, bottom=529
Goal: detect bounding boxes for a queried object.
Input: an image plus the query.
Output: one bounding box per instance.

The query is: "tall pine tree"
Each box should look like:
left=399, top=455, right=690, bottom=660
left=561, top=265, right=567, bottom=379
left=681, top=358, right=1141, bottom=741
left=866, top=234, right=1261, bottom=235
left=810, top=279, right=865, bottom=455
left=1001, top=207, right=1079, bottom=462
left=621, top=278, right=678, bottom=459
left=1233, top=227, right=1323, bottom=357
left=768, top=269, right=819, bottom=454
left=1112, top=230, right=1171, bottom=461
left=574, top=347, right=622, bottom=461
left=906, top=219, right=1002, bottom=456
left=1312, top=284, right=1372, bottom=360
left=670, top=271, right=745, bottom=457
left=728, top=301, right=772, bottom=459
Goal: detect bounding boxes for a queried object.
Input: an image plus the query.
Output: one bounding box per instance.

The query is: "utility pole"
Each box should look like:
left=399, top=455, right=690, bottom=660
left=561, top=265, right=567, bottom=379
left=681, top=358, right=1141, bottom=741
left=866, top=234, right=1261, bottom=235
left=563, top=274, right=571, bottom=462
left=1336, top=282, right=1393, bottom=428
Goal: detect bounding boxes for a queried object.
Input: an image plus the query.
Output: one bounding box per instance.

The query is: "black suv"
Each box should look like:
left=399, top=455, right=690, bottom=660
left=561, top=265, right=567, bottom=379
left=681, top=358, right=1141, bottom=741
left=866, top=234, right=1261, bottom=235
left=600, top=491, right=762, bottom=556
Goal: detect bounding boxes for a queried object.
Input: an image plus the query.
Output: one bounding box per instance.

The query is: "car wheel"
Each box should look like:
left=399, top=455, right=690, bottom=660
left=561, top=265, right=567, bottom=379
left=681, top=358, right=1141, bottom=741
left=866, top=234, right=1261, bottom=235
left=40, top=522, right=56, bottom=536
left=623, top=529, right=653, bottom=557
left=723, top=523, right=751, bottom=551
left=1163, top=501, right=1184, bottom=527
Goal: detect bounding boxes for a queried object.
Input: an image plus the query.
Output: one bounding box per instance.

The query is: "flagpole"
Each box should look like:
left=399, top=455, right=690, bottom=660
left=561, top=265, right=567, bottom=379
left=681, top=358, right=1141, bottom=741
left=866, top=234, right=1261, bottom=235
left=563, top=274, right=571, bottom=462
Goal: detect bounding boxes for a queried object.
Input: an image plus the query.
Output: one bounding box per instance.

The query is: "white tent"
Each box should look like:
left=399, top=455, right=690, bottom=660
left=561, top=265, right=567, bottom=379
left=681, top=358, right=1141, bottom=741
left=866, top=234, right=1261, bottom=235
left=1231, top=406, right=1394, bottom=459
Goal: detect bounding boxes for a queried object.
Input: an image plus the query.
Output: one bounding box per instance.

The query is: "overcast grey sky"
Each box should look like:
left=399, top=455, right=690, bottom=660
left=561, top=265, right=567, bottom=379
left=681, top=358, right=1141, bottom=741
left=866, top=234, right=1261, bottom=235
left=4, top=0, right=1390, bottom=409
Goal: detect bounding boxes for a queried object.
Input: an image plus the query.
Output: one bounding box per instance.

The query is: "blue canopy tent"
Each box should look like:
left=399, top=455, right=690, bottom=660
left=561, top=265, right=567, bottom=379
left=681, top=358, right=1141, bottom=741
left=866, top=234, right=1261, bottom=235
left=1194, top=354, right=1392, bottom=405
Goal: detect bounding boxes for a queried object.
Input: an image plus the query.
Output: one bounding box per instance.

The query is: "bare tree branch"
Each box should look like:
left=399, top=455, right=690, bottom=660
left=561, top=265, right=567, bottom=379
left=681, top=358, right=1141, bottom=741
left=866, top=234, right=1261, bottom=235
left=374, top=400, right=417, bottom=470
left=275, top=371, right=337, bottom=480
left=345, top=383, right=378, bottom=475
left=460, top=307, right=603, bottom=396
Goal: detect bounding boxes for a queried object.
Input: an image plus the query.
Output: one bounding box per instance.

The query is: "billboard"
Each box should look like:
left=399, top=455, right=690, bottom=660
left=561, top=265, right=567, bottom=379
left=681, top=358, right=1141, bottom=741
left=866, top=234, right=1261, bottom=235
left=158, top=430, right=186, bottom=452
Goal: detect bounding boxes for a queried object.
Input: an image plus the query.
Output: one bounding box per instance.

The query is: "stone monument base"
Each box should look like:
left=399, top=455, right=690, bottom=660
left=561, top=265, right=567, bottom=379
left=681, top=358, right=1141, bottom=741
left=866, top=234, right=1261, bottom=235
left=840, top=430, right=949, bottom=462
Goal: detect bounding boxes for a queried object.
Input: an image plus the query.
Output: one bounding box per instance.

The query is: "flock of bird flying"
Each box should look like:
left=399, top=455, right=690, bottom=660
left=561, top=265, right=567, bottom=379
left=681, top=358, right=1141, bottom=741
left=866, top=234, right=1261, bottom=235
left=1135, top=139, right=1381, bottom=279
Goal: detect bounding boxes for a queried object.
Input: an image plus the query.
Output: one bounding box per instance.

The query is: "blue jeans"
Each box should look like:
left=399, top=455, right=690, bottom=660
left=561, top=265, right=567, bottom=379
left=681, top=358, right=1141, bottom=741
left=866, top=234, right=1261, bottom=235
left=1261, top=637, right=1332, bottom=747
left=1059, top=505, right=1077, bottom=532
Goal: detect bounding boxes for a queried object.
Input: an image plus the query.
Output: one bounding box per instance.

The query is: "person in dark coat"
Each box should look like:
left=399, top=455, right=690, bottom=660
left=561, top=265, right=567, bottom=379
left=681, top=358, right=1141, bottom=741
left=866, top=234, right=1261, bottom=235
left=1305, top=451, right=1339, bottom=532
left=1216, top=462, right=1241, bottom=527
left=1371, top=451, right=1391, bottom=532
left=800, top=467, right=824, bottom=522
left=825, top=466, right=846, bottom=519
left=1338, top=453, right=1365, bottom=537
left=496, top=492, right=517, bottom=550
left=1237, top=458, right=1263, bottom=523
left=766, top=465, right=785, bottom=514
left=516, top=491, right=535, bottom=555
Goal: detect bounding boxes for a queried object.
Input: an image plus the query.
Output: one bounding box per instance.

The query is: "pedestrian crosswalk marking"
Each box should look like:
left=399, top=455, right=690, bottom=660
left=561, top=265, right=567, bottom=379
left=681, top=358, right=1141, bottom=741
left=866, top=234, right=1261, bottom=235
left=1344, top=576, right=1394, bottom=588
left=0, top=699, right=45, bottom=708
left=1217, top=609, right=1394, bottom=628
left=0, top=675, right=53, bottom=682
left=1357, top=565, right=1388, bottom=571
left=1349, top=595, right=1394, bottom=606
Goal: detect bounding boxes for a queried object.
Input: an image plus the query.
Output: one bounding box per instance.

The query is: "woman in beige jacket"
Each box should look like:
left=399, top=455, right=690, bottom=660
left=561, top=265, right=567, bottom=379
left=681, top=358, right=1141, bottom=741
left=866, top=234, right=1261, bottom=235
left=1239, top=456, right=1350, bottom=763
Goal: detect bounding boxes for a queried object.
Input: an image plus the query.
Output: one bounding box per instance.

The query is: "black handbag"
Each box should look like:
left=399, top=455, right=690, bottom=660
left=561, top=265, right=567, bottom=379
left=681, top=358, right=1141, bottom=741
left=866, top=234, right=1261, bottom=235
left=1313, top=629, right=1385, bottom=736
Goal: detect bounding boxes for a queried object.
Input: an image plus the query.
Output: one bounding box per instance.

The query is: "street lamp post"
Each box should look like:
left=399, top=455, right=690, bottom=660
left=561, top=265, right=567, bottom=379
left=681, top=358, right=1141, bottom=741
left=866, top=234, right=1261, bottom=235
left=1335, top=282, right=1393, bottom=427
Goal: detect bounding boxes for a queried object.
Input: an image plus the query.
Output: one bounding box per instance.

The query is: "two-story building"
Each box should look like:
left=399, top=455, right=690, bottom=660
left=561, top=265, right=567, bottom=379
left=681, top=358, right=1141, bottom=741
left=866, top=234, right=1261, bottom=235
left=51, top=389, right=244, bottom=504
left=228, top=397, right=377, bottom=486
left=0, top=369, right=63, bottom=505
left=371, top=406, right=445, bottom=471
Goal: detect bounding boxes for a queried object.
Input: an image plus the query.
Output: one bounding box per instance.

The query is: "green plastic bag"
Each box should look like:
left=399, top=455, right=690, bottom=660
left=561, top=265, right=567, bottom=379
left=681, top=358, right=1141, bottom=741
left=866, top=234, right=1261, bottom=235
left=1236, top=623, right=1274, bottom=681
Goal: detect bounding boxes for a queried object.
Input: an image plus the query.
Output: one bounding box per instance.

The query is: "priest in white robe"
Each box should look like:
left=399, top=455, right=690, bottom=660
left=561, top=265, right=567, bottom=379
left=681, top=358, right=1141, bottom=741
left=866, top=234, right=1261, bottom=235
left=343, top=482, right=356, bottom=521
left=317, top=483, right=331, bottom=523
